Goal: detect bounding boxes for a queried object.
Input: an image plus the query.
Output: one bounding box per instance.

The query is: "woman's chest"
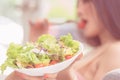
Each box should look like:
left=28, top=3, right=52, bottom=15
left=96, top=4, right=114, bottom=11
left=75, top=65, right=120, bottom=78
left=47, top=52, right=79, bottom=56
left=80, top=59, right=100, bottom=80
left=78, top=45, right=109, bottom=80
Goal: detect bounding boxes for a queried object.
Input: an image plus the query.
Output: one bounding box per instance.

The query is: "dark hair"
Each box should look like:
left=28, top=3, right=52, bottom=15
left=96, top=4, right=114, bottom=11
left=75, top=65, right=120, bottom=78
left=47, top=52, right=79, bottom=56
left=93, top=0, right=120, bottom=39
left=78, top=0, right=120, bottom=46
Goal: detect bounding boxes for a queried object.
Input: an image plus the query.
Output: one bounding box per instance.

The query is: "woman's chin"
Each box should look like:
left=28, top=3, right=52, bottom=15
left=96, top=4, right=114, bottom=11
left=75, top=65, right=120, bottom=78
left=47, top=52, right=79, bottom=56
left=84, top=32, right=97, bottom=39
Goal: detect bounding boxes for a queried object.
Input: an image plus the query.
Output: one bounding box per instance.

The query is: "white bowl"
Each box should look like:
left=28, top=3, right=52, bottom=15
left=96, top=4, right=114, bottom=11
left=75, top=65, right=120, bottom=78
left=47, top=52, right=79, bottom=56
left=16, top=44, right=84, bottom=76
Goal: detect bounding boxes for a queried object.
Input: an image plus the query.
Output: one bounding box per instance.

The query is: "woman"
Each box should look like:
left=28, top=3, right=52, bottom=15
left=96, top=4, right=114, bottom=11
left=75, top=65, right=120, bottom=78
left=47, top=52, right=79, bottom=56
left=5, top=0, right=120, bottom=80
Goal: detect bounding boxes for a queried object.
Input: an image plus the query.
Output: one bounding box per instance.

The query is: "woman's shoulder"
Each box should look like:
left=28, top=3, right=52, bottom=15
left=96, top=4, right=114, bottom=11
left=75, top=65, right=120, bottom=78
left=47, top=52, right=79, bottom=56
left=101, top=42, right=120, bottom=67
left=98, top=42, right=120, bottom=74
left=106, top=42, right=120, bottom=55
left=101, top=42, right=120, bottom=59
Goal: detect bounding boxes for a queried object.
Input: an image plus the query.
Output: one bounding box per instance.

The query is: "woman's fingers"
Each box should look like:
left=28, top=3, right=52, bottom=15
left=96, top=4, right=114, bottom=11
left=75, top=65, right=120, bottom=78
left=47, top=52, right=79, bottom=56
left=29, top=19, right=49, bottom=28
left=15, top=71, right=43, bottom=80
left=9, top=71, right=57, bottom=80
left=70, top=53, right=83, bottom=66
left=56, top=68, right=74, bottom=80
left=22, top=73, right=57, bottom=80
left=23, top=76, right=43, bottom=80
left=5, top=71, right=24, bottom=80
left=75, top=53, right=83, bottom=62
left=56, top=68, right=81, bottom=80
left=43, top=73, right=57, bottom=79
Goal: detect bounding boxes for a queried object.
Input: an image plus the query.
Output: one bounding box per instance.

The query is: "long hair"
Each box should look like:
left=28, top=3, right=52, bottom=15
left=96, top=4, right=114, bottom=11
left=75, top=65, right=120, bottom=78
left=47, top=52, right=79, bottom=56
left=77, top=0, right=120, bottom=46
left=93, top=0, right=120, bottom=39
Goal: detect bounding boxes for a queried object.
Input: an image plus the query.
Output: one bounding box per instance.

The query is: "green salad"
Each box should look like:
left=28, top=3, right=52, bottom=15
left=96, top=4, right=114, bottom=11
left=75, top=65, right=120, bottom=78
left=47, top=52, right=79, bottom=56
left=0, top=34, right=80, bottom=73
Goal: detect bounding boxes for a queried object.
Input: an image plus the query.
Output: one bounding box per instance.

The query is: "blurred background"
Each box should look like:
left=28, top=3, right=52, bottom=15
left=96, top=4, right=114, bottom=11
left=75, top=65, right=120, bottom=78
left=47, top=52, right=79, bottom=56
left=0, top=0, right=78, bottom=43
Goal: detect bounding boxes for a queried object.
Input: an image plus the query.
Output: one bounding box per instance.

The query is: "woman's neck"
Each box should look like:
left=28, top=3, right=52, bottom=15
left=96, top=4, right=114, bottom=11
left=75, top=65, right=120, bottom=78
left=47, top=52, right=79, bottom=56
left=99, top=30, right=117, bottom=45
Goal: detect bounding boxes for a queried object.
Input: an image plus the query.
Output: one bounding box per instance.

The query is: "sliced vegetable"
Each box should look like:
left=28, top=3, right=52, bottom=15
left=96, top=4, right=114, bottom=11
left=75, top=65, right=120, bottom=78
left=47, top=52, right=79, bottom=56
left=65, top=55, right=72, bottom=60
left=50, top=60, right=58, bottom=65
left=34, top=64, right=44, bottom=68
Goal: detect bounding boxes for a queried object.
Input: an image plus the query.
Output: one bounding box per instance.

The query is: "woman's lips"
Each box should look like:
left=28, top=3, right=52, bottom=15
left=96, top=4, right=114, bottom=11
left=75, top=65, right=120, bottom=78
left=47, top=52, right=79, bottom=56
left=77, top=20, right=87, bottom=29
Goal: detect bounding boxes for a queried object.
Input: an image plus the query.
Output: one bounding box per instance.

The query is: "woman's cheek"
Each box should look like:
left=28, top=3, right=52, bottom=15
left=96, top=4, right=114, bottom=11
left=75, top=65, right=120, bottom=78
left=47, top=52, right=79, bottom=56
left=83, top=25, right=100, bottom=38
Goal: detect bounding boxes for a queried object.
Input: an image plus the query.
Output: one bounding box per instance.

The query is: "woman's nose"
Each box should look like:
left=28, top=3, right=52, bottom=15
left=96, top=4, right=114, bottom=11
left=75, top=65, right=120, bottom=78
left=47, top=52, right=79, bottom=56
left=77, top=10, right=82, bottom=18
left=77, top=5, right=84, bottom=17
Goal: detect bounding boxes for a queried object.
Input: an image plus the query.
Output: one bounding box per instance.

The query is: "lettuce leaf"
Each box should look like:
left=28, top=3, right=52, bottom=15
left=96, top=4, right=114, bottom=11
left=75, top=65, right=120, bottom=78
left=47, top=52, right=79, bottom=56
left=0, top=58, right=17, bottom=73
left=37, top=34, right=60, bottom=54
left=60, top=33, right=80, bottom=53
left=0, top=34, right=80, bottom=74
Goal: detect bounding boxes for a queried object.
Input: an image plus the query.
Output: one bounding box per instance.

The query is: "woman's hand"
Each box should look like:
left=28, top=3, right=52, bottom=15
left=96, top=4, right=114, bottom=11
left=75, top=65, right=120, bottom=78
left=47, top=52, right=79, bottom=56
left=56, top=53, right=83, bottom=80
left=56, top=67, right=77, bottom=80
left=6, top=53, right=83, bottom=80
left=29, top=19, right=49, bottom=31
left=56, top=67, right=84, bottom=80
left=5, top=69, right=77, bottom=80
left=29, top=19, right=50, bottom=42
left=5, top=71, right=57, bottom=80
left=5, top=71, right=43, bottom=80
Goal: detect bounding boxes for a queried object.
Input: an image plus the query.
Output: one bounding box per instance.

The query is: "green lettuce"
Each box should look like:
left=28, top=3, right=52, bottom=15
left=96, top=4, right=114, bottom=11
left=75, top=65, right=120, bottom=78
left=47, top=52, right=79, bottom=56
left=0, top=43, right=36, bottom=73
left=37, top=34, right=61, bottom=54
left=60, top=33, right=80, bottom=53
left=0, top=34, right=80, bottom=74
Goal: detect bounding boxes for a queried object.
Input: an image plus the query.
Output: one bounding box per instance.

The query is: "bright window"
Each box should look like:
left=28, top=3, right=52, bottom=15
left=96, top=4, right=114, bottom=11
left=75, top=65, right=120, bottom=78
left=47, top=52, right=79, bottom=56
left=41, top=0, right=77, bottom=23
